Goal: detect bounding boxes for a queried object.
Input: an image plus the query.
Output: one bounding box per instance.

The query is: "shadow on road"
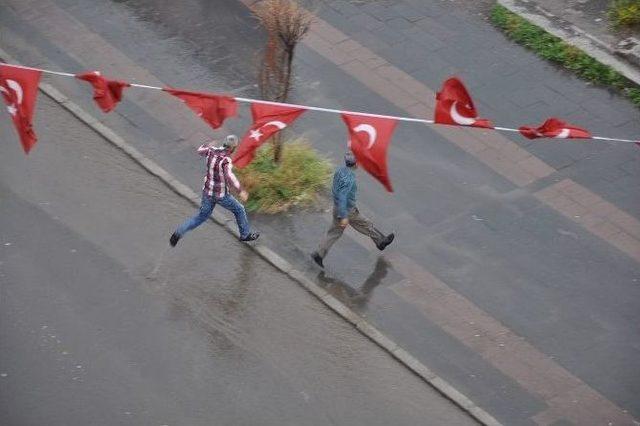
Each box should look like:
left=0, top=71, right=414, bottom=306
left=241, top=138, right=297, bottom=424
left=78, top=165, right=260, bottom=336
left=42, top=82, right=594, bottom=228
left=317, top=256, right=390, bottom=309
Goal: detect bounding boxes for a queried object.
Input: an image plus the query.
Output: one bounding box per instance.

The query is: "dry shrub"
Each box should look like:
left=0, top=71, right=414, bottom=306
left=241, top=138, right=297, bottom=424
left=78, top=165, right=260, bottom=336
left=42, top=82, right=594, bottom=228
left=235, top=138, right=332, bottom=213
left=253, top=0, right=313, bottom=162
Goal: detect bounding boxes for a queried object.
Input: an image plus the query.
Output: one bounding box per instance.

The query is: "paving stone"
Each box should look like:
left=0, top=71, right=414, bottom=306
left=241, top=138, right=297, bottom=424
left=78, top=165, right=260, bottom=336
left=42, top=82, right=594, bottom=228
left=347, top=13, right=386, bottom=31
left=385, top=17, right=414, bottom=31
left=328, top=0, right=361, bottom=17
left=312, top=18, right=350, bottom=44
left=335, top=38, right=362, bottom=53
left=350, top=47, right=388, bottom=69
left=449, top=43, right=494, bottom=65
left=360, top=2, right=400, bottom=22
left=408, top=61, right=461, bottom=90
left=400, top=27, right=446, bottom=51
left=581, top=95, right=638, bottom=127
left=368, top=25, right=409, bottom=46
left=525, top=143, right=584, bottom=170
left=413, top=16, right=457, bottom=40
left=400, top=0, right=446, bottom=18
left=506, top=85, right=561, bottom=109
left=314, top=4, right=356, bottom=30
left=389, top=3, right=426, bottom=22
left=304, top=31, right=353, bottom=65
left=377, top=43, right=433, bottom=74
left=619, top=159, right=640, bottom=176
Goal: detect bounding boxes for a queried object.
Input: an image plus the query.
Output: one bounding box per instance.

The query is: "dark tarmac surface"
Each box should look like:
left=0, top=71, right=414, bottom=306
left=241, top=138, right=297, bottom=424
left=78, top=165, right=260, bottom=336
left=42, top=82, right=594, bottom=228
left=0, top=94, right=478, bottom=425
left=1, top=0, right=639, bottom=424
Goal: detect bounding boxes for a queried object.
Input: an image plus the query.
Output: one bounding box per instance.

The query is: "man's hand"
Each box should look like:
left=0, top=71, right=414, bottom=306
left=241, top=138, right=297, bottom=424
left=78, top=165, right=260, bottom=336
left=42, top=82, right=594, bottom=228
left=239, top=190, right=249, bottom=202
left=339, top=218, right=349, bottom=228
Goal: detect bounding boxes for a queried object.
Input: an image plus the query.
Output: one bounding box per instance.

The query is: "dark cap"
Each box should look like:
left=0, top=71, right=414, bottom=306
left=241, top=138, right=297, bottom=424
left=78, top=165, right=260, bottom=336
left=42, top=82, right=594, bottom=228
left=344, top=151, right=356, bottom=167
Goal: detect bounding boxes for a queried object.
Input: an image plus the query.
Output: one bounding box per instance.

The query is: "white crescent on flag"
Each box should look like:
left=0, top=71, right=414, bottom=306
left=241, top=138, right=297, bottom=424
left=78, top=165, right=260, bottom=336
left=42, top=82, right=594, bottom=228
left=261, top=120, right=287, bottom=130
left=554, top=129, right=571, bottom=139
left=0, top=80, right=23, bottom=116
left=450, top=101, right=476, bottom=126
left=353, top=123, right=377, bottom=149
left=8, top=80, right=23, bottom=104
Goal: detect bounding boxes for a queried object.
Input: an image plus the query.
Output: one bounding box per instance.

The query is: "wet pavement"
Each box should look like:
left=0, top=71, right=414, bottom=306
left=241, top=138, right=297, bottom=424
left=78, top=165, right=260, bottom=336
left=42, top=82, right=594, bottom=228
left=1, top=0, right=640, bottom=424
left=0, top=93, right=477, bottom=425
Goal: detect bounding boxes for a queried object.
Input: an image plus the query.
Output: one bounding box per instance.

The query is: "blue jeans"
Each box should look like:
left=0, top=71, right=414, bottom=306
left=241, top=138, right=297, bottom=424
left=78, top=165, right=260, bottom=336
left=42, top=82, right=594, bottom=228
left=176, top=193, right=250, bottom=239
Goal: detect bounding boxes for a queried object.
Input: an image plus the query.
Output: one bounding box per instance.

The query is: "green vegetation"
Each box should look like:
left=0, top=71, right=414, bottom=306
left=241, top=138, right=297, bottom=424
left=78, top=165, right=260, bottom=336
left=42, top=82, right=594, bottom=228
left=608, top=0, right=640, bottom=28
left=490, top=4, right=640, bottom=108
left=236, top=139, right=333, bottom=213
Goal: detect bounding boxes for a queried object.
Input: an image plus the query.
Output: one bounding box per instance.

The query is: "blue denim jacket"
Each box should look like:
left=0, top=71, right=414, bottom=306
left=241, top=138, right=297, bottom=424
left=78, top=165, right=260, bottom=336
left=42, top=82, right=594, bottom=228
left=332, top=166, right=357, bottom=219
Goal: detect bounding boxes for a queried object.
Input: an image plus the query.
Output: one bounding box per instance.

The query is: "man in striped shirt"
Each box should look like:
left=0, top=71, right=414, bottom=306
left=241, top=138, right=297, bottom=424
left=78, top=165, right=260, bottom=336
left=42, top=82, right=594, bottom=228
left=170, top=135, right=259, bottom=246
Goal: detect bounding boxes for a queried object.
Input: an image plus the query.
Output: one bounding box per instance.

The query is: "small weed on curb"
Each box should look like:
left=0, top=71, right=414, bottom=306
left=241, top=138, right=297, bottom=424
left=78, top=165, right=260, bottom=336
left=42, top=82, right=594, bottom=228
left=608, top=0, right=640, bottom=29
left=491, top=4, right=640, bottom=108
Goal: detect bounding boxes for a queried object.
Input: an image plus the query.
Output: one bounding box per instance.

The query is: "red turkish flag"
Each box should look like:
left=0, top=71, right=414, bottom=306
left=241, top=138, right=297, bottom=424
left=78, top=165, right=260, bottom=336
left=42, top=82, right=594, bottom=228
left=518, top=118, right=591, bottom=140
left=165, top=88, right=238, bottom=129
left=0, top=64, right=41, bottom=154
left=233, top=103, right=306, bottom=168
left=76, top=71, right=130, bottom=113
left=342, top=114, right=396, bottom=192
left=435, top=77, right=493, bottom=129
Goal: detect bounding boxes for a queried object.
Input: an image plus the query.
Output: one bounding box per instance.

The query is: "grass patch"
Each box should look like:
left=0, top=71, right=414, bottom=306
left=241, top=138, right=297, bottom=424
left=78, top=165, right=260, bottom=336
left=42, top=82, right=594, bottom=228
left=608, top=0, right=640, bottom=28
left=235, top=138, right=333, bottom=213
left=490, top=4, right=640, bottom=108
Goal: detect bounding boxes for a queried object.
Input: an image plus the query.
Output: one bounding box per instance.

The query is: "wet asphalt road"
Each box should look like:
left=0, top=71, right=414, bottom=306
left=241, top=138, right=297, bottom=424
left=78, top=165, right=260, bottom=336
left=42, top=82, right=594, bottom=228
left=0, top=91, right=477, bottom=425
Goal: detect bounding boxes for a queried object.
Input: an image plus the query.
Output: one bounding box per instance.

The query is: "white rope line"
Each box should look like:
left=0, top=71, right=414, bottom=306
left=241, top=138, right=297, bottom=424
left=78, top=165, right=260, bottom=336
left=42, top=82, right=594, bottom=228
left=2, top=62, right=638, bottom=144
left=130, top=83, right=163, bottom=90
left=493, top=126, right=520, bottom=132
left=234, top=96, right=435, bottom=124
left=20, top=65, right=76, bottom=78
left=592, top=136, right=639, bottom=144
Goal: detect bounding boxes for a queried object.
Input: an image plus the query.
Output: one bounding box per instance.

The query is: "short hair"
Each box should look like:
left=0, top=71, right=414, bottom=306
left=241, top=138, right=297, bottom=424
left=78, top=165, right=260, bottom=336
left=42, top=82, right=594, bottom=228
left=223, top=134, right=239, bottom=149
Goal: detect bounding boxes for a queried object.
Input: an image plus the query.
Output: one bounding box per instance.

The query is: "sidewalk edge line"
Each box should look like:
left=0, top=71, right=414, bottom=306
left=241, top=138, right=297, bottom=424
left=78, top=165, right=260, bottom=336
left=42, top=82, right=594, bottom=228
left=0, top=48, right=500, bottom=426
left=497, top=0, right=640, bottom=86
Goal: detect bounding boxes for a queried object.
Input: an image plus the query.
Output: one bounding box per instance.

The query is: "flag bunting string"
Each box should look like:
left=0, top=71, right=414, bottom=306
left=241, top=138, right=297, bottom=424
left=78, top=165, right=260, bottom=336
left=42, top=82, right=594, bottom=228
left=1, top=62, right=639, bottom=145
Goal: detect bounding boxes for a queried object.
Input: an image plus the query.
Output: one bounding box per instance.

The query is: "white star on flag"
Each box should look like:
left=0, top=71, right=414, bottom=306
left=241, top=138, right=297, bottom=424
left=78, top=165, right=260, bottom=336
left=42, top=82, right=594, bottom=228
left=6, top=104, right=17, bottom=116
left=250, top=129, right=263, bottom=141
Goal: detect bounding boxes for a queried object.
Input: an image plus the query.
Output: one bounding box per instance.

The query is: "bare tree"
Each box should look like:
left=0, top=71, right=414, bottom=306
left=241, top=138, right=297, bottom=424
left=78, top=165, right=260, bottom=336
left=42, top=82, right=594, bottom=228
left=253, top=0, right=312, bottom=163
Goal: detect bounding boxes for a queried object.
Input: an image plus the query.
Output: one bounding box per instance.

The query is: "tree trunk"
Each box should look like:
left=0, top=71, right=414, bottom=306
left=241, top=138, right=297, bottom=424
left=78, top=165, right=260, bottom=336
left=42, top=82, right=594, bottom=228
left=271, top=44, right=295, bottom=164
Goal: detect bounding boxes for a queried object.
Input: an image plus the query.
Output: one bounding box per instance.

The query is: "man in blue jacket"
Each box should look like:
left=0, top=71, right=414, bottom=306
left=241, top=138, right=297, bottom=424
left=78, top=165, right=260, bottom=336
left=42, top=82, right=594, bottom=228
left=311, top=152, right=394, bottom=268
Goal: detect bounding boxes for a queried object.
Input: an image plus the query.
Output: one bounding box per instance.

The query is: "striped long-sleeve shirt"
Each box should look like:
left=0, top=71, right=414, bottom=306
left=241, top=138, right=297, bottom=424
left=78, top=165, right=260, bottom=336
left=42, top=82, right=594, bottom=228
left=198, top=145, right=242, bottom=198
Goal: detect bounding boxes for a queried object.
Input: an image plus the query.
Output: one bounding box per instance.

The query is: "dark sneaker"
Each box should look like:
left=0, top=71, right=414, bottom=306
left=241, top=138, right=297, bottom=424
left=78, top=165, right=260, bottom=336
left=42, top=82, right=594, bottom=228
left=311, top=252, right=324, bottom=268
left=169, top=232, right=181, bottom=247
left=376, top=233, right=395, bottom=251
left=240, top=232, right=260, bottom=242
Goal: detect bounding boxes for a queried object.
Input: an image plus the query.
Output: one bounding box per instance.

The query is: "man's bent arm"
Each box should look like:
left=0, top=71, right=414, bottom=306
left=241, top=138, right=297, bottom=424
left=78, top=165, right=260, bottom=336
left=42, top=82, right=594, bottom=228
left=223, top=158, right=242, bottom=192
left=197, top=144, right=211, bottom=157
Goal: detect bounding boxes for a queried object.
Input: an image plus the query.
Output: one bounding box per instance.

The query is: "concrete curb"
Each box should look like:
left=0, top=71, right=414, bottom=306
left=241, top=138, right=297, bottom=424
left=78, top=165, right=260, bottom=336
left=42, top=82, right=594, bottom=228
left=498, top=0, right=640, bottom=86
left=0, top=49, right=500, bottom=426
